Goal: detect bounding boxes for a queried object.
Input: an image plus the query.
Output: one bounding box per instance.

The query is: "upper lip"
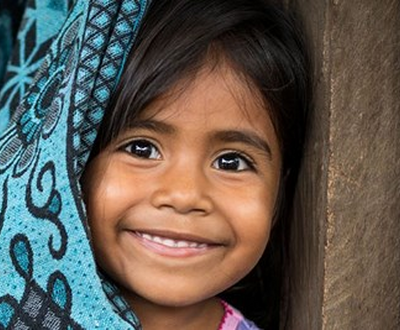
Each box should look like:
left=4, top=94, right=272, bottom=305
left=128, top=228, right=224, bottom=246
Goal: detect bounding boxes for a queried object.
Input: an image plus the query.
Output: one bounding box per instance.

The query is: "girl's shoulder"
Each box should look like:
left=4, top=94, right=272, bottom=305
left=218, top=300, right=262, bottom=330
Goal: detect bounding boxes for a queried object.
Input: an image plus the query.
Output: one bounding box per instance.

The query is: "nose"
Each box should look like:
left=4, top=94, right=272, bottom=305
left=150, top=161, right=213, bottom=215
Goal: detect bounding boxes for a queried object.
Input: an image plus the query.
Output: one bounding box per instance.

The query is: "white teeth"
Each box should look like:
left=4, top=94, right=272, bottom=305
left=162, top=239, right=175, bottom=247
left=177, top=241, right=189, bottom=248
left=137, top=232, right=206, bottom=249
left=153, top=236, right=164, bottom=244
left=142, top=233, right=152, bottom=241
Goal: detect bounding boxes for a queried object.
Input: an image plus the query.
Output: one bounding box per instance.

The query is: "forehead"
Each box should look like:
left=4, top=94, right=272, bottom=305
left=139, top=65, right=272, bottom=133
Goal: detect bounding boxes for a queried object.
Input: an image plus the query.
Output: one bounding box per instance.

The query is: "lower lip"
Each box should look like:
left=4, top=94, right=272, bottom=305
left=128, top=231, right=215, bottom=258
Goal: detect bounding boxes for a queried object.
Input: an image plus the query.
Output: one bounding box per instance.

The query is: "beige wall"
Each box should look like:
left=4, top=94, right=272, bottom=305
left=284, top=0, right=400, bottom=329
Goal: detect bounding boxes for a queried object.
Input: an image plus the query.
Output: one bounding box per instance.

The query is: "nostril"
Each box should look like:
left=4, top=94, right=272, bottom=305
left=150, top=188, right=213, bottom=215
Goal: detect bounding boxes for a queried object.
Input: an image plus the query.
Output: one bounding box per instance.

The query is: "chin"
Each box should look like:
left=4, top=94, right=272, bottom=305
left=119, top=280, right=219, bottom=310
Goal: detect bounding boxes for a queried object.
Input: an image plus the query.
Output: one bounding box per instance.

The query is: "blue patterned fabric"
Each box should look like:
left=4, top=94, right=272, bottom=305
left=0, top=0, right=149, bottom=328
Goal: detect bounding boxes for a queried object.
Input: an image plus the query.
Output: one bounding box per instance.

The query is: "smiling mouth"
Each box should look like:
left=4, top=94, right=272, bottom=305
left=135, top=231, right=208, bottom=249
left=130, top=230, right=220, bottom=257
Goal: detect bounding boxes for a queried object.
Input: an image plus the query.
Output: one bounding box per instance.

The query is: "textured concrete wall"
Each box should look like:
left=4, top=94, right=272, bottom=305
left=285, top=0, right=400, bottom=329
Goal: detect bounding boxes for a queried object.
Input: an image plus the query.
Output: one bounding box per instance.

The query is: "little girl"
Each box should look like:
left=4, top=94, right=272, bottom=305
left=82, top=0, right=309, bottom=329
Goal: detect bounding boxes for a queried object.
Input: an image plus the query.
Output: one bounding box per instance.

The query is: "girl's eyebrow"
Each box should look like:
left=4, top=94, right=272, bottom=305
left=213, top=130, right=273, bottom=160
left=128, top=119, right=176, bottom=134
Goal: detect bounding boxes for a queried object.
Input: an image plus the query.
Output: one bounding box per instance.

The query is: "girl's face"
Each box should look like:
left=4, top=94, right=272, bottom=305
left=83, top=66, right=281, bottom=310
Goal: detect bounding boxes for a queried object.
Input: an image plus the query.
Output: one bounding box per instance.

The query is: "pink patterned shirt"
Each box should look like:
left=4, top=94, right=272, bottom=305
left=218, top=300, right=261, bottom=330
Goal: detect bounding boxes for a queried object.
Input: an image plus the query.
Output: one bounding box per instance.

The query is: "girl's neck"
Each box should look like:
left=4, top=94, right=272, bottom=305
left=126, top=294, right=224, bottom=330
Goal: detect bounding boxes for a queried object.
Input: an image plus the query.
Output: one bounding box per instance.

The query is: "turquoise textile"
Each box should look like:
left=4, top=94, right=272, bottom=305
left=0, top=0, right=149, bottom=328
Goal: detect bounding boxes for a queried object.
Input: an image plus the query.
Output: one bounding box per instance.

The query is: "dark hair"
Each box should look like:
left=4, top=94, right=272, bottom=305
left=92, top=0, right=310, bottom=328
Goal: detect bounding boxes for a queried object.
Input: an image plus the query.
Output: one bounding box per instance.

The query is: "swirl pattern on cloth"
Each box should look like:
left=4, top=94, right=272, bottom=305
left=0, top=0, right=149, bottom=328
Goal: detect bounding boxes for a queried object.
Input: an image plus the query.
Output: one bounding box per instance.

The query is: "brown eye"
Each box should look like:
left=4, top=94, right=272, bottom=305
left=213, top=152, right=254, bottom=172
left=123, top=139, right=161, bottom=160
